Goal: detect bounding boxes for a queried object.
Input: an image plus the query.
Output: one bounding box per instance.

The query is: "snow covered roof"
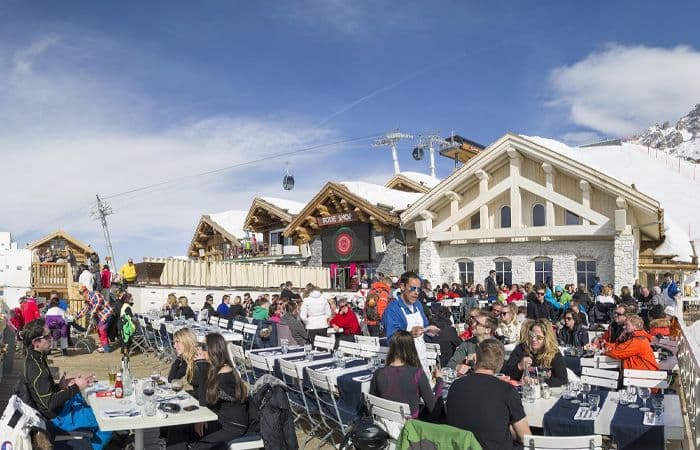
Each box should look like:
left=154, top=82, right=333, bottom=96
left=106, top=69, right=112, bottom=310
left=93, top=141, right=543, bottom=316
left=341, top=181, right=424, bottom=213
left=397, top=171, right=441, bottom=188
left=523, top=135, right=699, bottom=262
left=208, top=210, right=261, bottom=240
left=259, top=197, right=305, bottom=215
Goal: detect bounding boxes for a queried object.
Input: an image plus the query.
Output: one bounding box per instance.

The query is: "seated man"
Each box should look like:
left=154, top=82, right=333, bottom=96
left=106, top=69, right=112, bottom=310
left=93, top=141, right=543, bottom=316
left=603, top=314, right=659, bottom=371
left=23, top=318, right=112, bottom=449
left=329, top=297, right=361, bottom=342
left=593, top=303, right=633, bottom=348
left=447, top=312, right=498, bottom=375
left=447, top=338, right=531, bottom=450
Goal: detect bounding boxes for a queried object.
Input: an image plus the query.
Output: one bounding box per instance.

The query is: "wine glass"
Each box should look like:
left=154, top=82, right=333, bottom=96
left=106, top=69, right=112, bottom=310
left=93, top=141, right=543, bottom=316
left=142, top=380, right=156, bottom=398
left=638, top=387, right=651, bottom=412
left=570, top=381, right=581, bottom=404
left=151, top=370, right=161, bottom=384
left=171, top=379, right=183, bottom=395
left=588, top=393, right=600, bottom=414
left=626, top=386, right=638, bottom=409
left=580, top=383, right=591, bottom=407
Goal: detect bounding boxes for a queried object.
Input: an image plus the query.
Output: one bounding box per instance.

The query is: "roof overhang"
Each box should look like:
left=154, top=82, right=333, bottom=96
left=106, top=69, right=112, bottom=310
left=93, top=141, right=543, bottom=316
left=186, top=215, right=242, bottom=257
left=243, top=197, right=296, bottom=233
left=26, top=229, right=93, bottom=255
left=384, top=174, right=432, bottom=193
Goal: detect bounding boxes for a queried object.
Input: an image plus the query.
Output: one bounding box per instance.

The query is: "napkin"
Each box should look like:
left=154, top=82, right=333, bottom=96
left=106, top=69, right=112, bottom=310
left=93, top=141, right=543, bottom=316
left=643, top=414, right=663, bottom=426
left=574, top=407, right=599, bottom=421
left=102, top=408, right=141, bottom=418
left=352, top=374, right=373, bottom=382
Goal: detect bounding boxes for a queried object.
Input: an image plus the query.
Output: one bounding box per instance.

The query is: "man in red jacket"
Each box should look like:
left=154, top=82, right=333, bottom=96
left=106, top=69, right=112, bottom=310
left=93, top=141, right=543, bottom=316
left=20, top=294, right=41, bottom=323
left=329, top=297, right=361, bottom=342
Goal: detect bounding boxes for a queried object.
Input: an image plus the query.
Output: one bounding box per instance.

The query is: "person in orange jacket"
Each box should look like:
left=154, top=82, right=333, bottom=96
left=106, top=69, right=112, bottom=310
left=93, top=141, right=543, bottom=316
left=603, top=314, right=659, bottom=371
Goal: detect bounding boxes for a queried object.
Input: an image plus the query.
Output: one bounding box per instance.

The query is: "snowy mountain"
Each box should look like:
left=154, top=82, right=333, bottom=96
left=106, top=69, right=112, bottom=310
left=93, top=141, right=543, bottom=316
left=631, top=104, right=700, bottom=162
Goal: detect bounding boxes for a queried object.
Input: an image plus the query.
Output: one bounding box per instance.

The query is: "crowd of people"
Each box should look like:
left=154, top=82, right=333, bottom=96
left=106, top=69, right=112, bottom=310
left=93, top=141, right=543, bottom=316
left=7, top=266, right=690, bottom=450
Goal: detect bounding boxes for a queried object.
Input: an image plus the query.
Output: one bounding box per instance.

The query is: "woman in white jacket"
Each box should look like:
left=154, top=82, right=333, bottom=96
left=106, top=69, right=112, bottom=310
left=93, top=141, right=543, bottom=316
left=299, top=285, right=331, bottom=344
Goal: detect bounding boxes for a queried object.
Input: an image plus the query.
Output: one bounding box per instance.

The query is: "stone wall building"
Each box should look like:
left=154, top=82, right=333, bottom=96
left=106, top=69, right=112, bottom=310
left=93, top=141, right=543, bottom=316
left=402, top=134, right=698, bottom=291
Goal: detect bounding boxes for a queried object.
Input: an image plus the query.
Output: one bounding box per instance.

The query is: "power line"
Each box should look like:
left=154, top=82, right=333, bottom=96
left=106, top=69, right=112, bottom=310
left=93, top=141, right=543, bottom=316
left=102, top=132, right=381, bottom=200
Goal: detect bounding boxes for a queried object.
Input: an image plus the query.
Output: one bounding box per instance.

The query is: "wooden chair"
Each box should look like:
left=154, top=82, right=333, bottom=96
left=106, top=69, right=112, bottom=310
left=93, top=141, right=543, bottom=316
left=366, top=393, right=411, bottom=445
left=523, top=434, right=603, bottom=450
left=314, top=335, right=335, bottom=352
left=622, top=369, right=669, bottom=390
left=581, top=367, right=619, bottom=390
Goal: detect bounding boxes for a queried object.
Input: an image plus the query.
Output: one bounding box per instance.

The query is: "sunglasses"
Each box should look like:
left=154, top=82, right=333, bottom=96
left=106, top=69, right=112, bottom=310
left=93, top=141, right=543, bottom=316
left=407, top=286, right=421, bottom=292
left=615, top=312, right=626, bottom=316
left=536, top=292, right=545, bottom=296
left=529, top=334, right=545, bottom=341
left=565, top=317, right=575, bottom=321
left=34, top=334, right=51, bottom=342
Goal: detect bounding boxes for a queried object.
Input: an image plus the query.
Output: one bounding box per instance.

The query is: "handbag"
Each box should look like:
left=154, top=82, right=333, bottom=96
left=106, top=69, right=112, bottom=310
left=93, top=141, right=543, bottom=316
left=0, top=394, right=47, bottom=450
left=339, top=415, right=389, bottom=450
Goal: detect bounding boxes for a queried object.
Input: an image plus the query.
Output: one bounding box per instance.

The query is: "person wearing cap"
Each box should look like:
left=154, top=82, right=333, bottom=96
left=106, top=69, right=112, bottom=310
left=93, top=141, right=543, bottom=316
left=119, top=258, right=138, bottom=285
left=75, top=285, right=114, bottom=353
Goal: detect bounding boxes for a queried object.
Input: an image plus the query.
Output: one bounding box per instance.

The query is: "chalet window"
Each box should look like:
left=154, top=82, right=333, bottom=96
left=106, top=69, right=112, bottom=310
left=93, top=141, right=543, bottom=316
left=577, top=260, right=597, bottom=291
left=565, top=210, right=580, bottom=225
left=532, top=204, right=545, bottom=227
left=470, top=213, right=480, bottom=230
left=500, top=206, right=511, bottom=228
left=494, top=259, right=512, bottom=286
left=458, top=260, right=474, bottom=285
left=534, top=258, right=553, bottom=285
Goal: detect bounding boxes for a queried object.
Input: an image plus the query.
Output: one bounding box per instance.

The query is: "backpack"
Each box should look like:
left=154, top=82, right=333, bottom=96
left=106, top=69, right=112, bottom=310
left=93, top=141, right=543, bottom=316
left=365, top=297, right=379, bottom=323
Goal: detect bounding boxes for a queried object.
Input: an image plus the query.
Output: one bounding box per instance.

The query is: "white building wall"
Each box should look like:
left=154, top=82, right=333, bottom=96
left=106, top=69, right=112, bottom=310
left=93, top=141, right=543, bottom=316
left=0, top=231, right=33, bottom=309
left=430, top=240, right=615, bottom=287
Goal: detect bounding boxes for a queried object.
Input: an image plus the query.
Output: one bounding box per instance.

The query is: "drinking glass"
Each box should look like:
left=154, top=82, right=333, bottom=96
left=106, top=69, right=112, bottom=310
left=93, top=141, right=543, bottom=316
left=281, top=339, right=289, bottom=354
left=618, top=389, right=629, bottom=406
left=143, top=380, right=156, bottom=399
left=151, top=370, right=161, bottom=384
left=626, top=386, right=638, bottom=409
left=638, top=387, right=652, bottom=412
left=134, top=381, right=145, bottom=406
left=644, top=410, right=656, bottom=425
left=107, top=366, right=117, bottom=386
left=144, top=399, right=157, bottom=416
left=580, top=383, right=591, bottom=407
left=171, top=379, right=183, bottom=395
left=304, top=343, right=313, bottom=356
left=653, top=397, right=664, bottom=423
left=570, top=381, right=581, bottom=404
left=588, top=393, right=600, bottom=414
left=367, top=357, right=376, bottom=372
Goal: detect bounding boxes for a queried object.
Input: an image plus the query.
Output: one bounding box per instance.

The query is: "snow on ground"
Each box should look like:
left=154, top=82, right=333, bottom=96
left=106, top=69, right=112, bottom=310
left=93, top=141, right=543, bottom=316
left=260, top=197, right=306, bottom=215
left=398, top=171, right=441, bottom=188
left=523, top=135, right=699, bottom=262
left=341, top=181, right=424, bottom=212
left=208, top=210, right=262, bottom=240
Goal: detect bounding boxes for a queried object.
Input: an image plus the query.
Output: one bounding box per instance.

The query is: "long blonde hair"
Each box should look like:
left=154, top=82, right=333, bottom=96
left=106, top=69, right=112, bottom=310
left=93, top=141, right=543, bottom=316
left=173, top=328, right=198, bottom=383
left=524, top=319, right=559, bottom=368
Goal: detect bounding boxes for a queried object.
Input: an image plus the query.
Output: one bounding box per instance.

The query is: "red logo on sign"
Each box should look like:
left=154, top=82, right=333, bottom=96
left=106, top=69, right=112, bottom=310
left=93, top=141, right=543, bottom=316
left=334, top=227, right=355, bottom=260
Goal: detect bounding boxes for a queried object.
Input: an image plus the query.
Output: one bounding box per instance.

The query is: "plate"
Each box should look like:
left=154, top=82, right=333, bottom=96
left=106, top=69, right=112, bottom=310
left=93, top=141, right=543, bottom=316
left=158, top=402, right=181, bottom=413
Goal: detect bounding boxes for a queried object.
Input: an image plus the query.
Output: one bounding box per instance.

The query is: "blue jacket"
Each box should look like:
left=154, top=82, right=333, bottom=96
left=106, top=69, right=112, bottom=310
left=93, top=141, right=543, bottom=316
left=662, top=281, right=680, bottom=299
left=381, top=295, right=429, bottom=339
left=216, top=303, right=230, bottom=316
left=591, top=282, right=603, bottom=297
left=544, top=287, right=561, bottom=310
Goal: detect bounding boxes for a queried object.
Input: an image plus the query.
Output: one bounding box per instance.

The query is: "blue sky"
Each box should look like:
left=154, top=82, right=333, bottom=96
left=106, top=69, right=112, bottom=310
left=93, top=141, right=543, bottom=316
left=2, top=1, right=700, bottom=263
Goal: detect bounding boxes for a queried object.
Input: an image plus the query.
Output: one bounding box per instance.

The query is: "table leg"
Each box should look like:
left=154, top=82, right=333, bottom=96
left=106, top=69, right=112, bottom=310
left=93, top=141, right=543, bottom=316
left=134, top=429, right=144, bottom=450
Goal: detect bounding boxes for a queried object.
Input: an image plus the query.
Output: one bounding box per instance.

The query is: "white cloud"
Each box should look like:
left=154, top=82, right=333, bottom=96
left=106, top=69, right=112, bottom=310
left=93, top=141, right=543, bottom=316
left=0, top=35, right=381, bottom=259
left=549, top=44, right=700, bottom=136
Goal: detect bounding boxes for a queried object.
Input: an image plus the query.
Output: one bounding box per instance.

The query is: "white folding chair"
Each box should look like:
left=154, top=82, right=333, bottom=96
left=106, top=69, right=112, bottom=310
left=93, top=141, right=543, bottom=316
left=338, top=340, right=363, bottom=357
left=365, top=393, right=411, bottom=446
left=355, top=335, right=380, bottom=346
left=622, top=369, right=669, bottom=390
left=307, top=367, right=353, bottom=448
left=314, top=335, right=335, bottom=352
left=228, top=343, right=252, bottom=384
left=581, top=367, right=619, bottom=390
left=278, top=358, right=321, bottom=448
left=523, top=434, right=603, bottom=450
left=248, top=352, right=273, bottom=377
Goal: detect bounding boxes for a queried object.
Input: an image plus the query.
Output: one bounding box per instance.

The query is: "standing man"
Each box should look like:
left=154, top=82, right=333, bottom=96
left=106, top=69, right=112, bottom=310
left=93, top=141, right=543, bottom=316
left=485, top=270, right=498, bottom=303
left=75, top=285, right=114, bottom=353
left=23, top=318, right=112, bottom=449
left=661, top=272, right=680, bottom=308
left=119, top=258, right=138, bottom=285
left=381, top=271, right=440, bottom=372
left=100, top=265, right=112, bottom=300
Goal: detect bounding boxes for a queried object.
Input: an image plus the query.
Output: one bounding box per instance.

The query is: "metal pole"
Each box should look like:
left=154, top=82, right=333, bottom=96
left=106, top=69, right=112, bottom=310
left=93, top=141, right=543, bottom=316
left=390, top=143, right=401, bottom=174
left=428, top=142, right=436, bottom=178
left=95, top=194, right=117, bottom=270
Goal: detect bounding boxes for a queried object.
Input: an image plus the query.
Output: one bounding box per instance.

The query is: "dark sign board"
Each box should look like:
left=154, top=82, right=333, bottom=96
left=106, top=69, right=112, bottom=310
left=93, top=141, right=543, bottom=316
left=321, top=223, right=371, bottom=263
left=316, top=212, right=358, bottom=227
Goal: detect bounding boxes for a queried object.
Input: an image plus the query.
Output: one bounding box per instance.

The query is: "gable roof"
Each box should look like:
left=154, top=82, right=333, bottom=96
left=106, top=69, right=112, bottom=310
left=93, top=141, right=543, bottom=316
left=26, top=229, right=93, bottom=254
left=187, top=210, right=264, bottom=256
left=243, top=197, right=306, bottom=232
left=385, top=171, right=441, bottom=193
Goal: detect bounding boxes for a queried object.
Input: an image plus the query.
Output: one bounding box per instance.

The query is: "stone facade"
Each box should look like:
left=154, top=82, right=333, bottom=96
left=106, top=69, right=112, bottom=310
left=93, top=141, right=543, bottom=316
left=374, top=229, right=406, bottom=276
left=308, top=236, right=322, bottom=267
left=424, top=239, right=616, bottom=288
left=613, top=232, right=636, bottom=290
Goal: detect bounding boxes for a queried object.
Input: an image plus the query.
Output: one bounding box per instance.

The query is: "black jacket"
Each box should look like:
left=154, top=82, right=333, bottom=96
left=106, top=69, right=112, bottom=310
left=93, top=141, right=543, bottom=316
left=252, top=375, right=298, bottom=450
left=557, top=324, right=589, bottom=347
left=485, top=276, right=498, bottom=297
left=527, top=300, right=553, bottom=321
left=426, top=315, right=462, bottom=367
left=25, top=349, right=80, bottom=419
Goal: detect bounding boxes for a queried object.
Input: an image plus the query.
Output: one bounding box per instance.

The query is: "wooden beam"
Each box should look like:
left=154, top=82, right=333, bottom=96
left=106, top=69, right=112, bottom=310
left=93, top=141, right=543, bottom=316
left=432, top=177, right=509, bottom=233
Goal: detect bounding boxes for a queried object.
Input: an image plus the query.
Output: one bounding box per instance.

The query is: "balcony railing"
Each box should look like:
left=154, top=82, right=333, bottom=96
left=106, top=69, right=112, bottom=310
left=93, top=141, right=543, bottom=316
left=31, top=262, right=71, bottom=290
left=676, top=297, right=700, bottom=447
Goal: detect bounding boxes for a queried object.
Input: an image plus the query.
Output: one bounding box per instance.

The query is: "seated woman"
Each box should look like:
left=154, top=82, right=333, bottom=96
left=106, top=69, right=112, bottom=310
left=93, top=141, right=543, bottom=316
left=496, top=303, right=521, bottom=344
left=164, top=328, right=200, bottom=445
left=162, top=293, right=179, bottom=321
left=603, top=314, right=659, bottom=371
left=190, top=333, right=249, bottom=449
left=369, top=330, right=443, bottom=420
left=329, top=297, right=361, bottom=342
left=436, top=283, right=460, bottom=302
left=200, top=294, right=217, bottom=322
left=502, top=319, right=568, bottom=387
left=557, top=310, right=589, bottom=348
left=177, top=296, right=196, bottom=320
left=227, top=296, right=246, bottom=320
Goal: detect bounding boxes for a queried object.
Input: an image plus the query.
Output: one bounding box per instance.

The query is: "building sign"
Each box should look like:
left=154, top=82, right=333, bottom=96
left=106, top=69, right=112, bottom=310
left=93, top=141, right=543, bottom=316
left=322, top=224, right=370, bottom=263
left=316, top=211, right=358, bottom=227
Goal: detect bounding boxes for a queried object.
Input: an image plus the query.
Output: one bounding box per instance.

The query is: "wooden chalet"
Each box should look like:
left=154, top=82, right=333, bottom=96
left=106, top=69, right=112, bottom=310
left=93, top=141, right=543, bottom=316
left=187, top=211, right=246, bottom=261
left=241, top=197, right=306, bottom=262
left=384, top=172, right=439, bottom=194
left=26, top=229, right=94, bottom=300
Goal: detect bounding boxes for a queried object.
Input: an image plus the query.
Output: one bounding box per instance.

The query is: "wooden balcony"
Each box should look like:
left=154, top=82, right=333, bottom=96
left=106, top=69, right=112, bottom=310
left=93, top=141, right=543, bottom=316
left=31, top=262, right=71, bottom=291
